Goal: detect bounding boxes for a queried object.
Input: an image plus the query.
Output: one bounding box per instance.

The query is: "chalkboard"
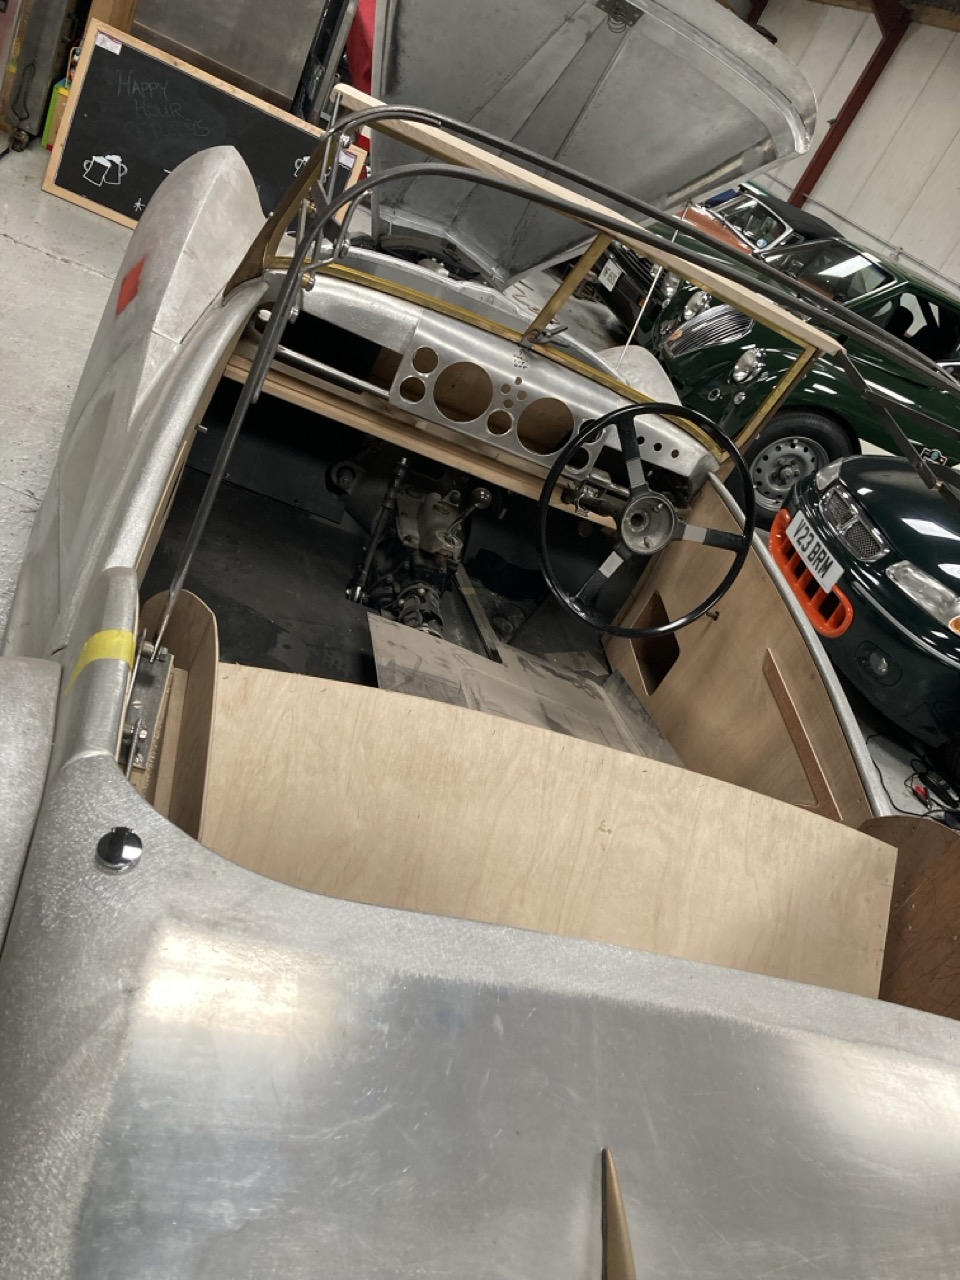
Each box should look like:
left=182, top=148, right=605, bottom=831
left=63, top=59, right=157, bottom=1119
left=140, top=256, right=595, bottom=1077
left=44, top=22, right=362, bottom=229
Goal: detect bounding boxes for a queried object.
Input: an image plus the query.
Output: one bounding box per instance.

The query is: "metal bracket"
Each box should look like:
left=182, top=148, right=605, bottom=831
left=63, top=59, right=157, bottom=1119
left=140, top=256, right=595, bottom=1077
left=121, top=639, right=173, bottom=777
left=596, top=0, right=643, bottom=27
left=519, top=322, right=569, bottom=351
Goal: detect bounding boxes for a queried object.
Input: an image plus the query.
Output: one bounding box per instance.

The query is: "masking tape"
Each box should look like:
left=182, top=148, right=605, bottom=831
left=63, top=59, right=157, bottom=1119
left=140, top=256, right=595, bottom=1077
left=66, top=628, right=136, bottom=691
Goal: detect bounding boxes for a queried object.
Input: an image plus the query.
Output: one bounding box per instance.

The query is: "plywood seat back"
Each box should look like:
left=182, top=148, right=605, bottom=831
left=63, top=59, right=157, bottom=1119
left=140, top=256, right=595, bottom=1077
left=198, top=662, right=895, bottom=998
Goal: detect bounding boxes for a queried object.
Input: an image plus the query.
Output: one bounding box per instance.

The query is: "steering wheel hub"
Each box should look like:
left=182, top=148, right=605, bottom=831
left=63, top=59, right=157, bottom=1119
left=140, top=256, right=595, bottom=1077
left=620, top=492, right=676, bottom=555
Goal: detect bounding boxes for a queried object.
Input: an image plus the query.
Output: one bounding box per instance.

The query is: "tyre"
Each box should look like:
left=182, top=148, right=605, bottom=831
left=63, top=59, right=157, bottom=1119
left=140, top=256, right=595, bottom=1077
left=726, top=410, right=856, bottom=528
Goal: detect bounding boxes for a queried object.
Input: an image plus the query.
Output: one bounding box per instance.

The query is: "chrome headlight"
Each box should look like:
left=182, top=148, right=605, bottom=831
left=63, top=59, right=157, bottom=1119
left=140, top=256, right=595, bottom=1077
left=815, top=459, right=844, bottom=491
left=730, top=346, right=765, bottom=384
left=661, top=272, right=680, bottom=300
left=683, top=290, right=712, bottom=321
left=886, top=561, right=960, bottom=632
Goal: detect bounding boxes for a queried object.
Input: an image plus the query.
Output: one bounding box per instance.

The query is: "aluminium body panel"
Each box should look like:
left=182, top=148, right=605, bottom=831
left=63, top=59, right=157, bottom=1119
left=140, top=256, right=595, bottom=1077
left=0, top=656, right=59, bottom=939
left=301, top=274, right=711, bottom=481
left=1, top=147, right=267, bottom=661
left=2, top=753, right=960, bottom=1277
left=368, top=0, right=817, bottom=285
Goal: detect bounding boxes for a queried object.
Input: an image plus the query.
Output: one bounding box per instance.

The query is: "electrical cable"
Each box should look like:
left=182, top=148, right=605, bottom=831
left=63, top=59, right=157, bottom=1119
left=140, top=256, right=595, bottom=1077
left=865, top=732, right=960, bottom=825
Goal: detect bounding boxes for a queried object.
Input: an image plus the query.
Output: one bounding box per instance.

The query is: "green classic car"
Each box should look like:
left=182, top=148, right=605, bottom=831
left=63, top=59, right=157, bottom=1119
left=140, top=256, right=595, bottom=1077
left=652, top=237, right=960, bottom=522
left=595, top=185, right=837, bottom=345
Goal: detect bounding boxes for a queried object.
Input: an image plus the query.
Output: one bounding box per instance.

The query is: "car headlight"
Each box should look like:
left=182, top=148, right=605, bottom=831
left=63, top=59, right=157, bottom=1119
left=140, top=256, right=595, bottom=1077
left=886, top=561, right=960, bottom=632
left=683, top=290, right=712, bottom=321
left=661, top=272, right=680, bottom=300
left=815, top=459, right=844, bottom=491
left=730, top=346, right=765, bottom=384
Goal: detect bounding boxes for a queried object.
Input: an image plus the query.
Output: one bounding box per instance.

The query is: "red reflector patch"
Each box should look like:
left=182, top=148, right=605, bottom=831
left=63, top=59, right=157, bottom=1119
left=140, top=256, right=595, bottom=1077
left=117, top=256, right=146, bottom=315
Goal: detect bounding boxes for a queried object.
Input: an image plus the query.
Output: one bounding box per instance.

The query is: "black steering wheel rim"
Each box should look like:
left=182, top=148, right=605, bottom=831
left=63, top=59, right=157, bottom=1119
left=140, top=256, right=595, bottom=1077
left=537, top=402, right=757, bottom=638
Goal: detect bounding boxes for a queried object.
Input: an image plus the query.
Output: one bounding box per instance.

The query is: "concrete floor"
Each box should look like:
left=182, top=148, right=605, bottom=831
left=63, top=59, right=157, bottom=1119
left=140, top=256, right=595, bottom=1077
left=0, top=144, right=129, bottom=636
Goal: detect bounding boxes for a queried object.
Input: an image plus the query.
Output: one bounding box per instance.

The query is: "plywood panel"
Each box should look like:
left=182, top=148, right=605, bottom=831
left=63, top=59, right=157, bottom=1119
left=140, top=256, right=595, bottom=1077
left=87, top=0, right=137, bottom=30
left=200, top=664, right=895, bottom=997
left=889, top=127, right=960, bottom=269
left=605, top=485, right=872, bottom=830
left=773, top=6, right=879, bottom=191
left=846, top=34, right=960, bottom=243
left=760, top=0, right=825, bottom=67
left=814, top=22, right=949, bottom=213
left=866, top=815, right=960, bottom=1019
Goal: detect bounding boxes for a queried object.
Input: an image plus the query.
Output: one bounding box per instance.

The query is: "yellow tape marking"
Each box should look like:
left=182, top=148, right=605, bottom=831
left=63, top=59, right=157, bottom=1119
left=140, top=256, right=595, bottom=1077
left=66, top=628, right=136, bottom=691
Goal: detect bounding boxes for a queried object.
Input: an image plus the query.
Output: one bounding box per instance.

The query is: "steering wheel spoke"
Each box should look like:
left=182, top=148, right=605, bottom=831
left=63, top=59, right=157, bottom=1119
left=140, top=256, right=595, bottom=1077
left=674, top=522, right=744, bottom=552
left=573, top=541, right=632, bottom=607
left=616, top=416, right=649, bottom=496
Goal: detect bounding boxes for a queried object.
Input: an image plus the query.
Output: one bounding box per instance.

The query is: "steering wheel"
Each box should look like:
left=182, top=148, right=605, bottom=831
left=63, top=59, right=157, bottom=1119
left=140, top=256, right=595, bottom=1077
left=537, top=402, right=756, bottom=638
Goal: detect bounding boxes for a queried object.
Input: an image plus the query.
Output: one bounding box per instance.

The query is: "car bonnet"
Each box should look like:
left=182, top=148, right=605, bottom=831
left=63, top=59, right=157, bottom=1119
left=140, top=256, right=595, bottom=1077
left=367, top=0, right=816, bottom=287
left=840, top=456, right=960, bottom=589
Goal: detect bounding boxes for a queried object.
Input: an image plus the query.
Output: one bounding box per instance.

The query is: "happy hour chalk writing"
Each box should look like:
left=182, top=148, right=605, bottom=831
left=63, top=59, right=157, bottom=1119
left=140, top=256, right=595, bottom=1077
left=116, top=70, right=209, bottom=138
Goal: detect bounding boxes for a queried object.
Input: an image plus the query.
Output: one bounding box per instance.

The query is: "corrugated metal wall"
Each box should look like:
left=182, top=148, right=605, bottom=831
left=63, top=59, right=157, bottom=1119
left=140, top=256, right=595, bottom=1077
left=759, top=0, right=960, bottom=285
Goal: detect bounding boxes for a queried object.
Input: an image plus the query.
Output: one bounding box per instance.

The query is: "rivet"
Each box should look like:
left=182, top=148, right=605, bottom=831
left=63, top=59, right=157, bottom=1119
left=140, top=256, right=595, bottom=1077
left=96, top=826, right=143, bottom=874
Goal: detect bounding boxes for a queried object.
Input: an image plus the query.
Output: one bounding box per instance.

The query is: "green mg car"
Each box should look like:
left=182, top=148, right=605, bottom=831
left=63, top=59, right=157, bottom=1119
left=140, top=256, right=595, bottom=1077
left=772, top=455, right=960, bottom=784
left=653, top=237, right=960, bottom=522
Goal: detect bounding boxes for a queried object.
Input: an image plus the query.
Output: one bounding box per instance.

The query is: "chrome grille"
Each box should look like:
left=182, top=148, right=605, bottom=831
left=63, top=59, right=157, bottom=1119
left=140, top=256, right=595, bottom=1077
left=615, top=246, right=658, bottom=288
left=821, top=486, right=853, bottom=529
left=662, top=305, right=754, bottom=359
left=821, top=483, right=887, bottom=562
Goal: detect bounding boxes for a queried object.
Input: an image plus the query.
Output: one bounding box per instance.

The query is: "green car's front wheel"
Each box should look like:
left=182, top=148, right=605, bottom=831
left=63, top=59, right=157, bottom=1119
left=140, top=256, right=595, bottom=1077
left=730, top=410, right=856, bottom=527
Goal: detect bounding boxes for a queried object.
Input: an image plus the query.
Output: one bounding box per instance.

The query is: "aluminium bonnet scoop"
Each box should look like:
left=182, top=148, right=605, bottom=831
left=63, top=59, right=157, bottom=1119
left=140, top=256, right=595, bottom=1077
left=368, top=0, right=816, bottom=287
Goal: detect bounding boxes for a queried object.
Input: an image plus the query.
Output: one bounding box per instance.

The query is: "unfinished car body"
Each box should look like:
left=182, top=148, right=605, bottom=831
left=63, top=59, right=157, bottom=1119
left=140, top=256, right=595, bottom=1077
left=4, top=4, right=960, bottom=1276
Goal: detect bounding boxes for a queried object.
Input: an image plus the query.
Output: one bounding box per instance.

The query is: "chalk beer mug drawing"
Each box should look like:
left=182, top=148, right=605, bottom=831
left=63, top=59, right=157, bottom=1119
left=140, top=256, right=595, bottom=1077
left=83, top=154, right=128, bottom=186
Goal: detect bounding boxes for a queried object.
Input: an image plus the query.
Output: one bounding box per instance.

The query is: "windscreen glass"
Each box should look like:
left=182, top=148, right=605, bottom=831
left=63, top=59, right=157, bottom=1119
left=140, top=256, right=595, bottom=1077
left=763, top=241, right=893, bottom=303
left=859, top=290, right=960, bottom=363
left=718, top=197, right=787, bottom=249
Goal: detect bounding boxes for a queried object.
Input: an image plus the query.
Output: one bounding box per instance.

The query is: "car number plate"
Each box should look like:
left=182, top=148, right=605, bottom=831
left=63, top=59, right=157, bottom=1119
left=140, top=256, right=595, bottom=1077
left=786, top=511, right=843, bottom=592
left=598, top=259, right=622, bottom=291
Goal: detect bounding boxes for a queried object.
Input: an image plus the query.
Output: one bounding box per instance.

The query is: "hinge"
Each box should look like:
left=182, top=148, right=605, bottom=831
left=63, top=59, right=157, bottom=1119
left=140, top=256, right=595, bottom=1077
left=121, top=637, right=173, bottom=779
left=597, top=0, right=643, bottom=28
